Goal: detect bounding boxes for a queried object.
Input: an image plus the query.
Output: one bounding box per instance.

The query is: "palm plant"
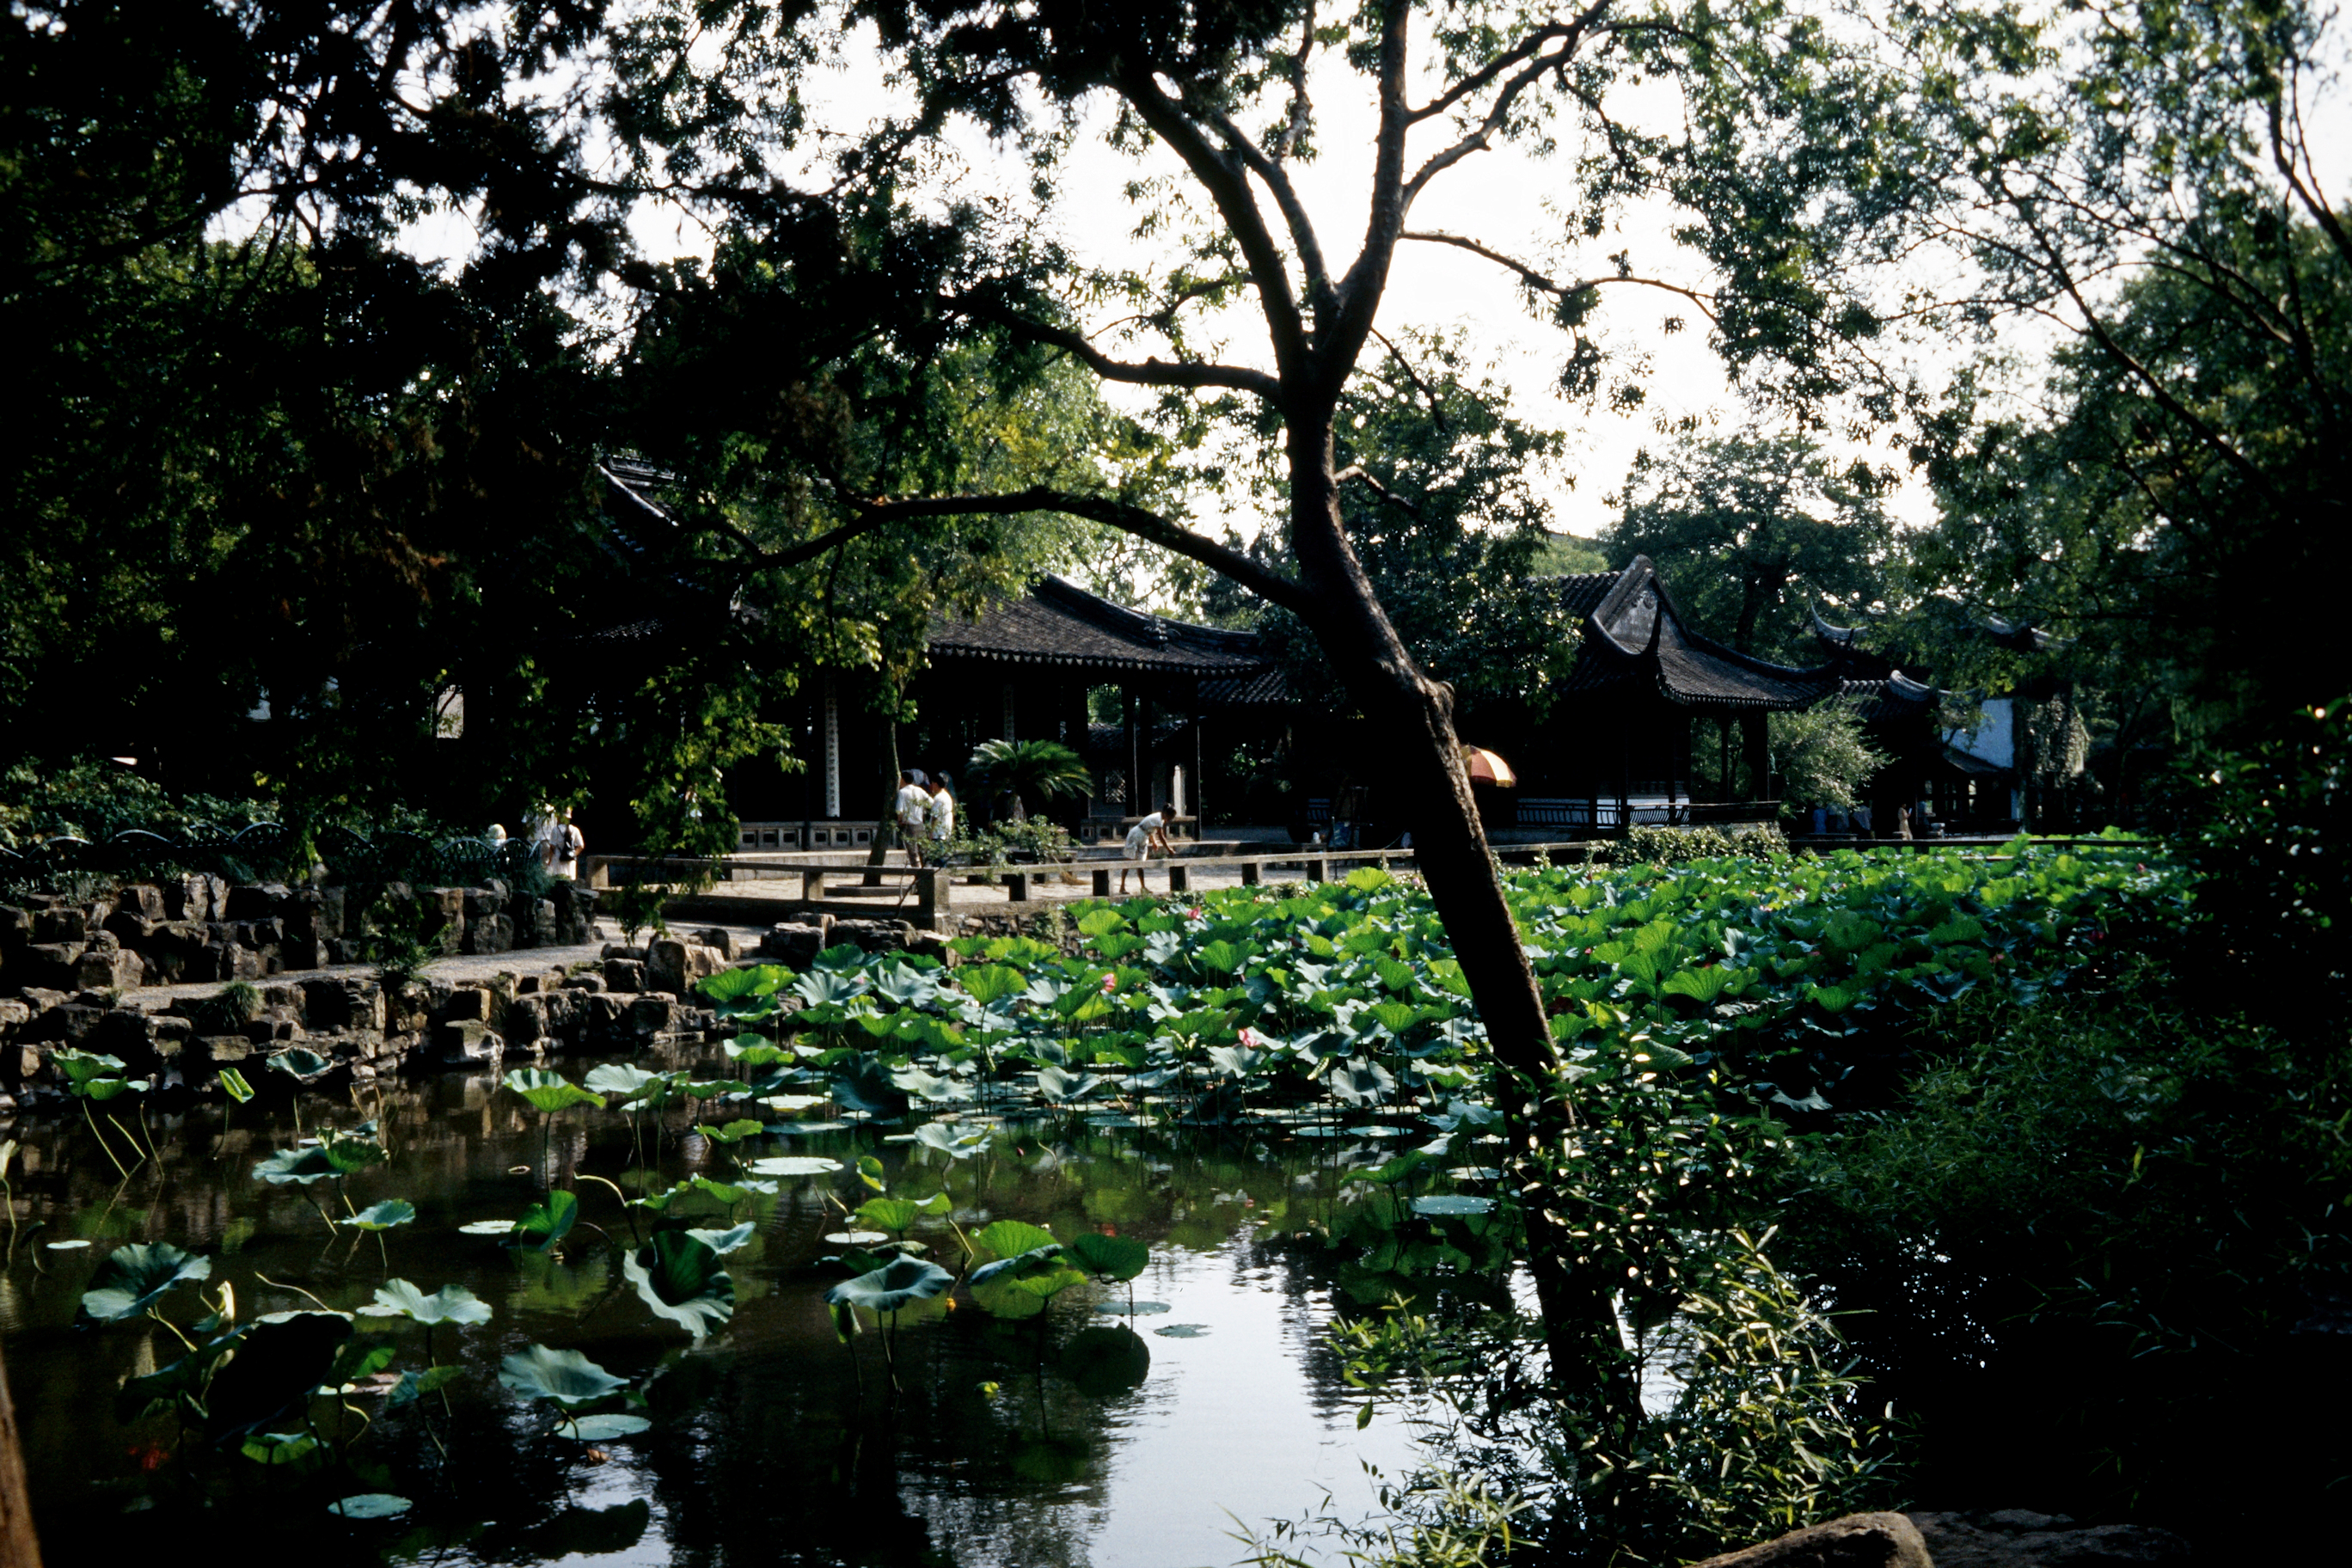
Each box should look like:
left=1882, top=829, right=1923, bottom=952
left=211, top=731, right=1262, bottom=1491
left=965, top=738, right=1090, bottom=823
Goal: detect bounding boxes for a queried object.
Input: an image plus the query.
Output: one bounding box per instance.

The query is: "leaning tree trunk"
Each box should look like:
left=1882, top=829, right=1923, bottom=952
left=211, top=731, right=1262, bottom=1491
left=1283, top=417, right=1646, bottom=1538
left=861, top=709, right=904, bottom=886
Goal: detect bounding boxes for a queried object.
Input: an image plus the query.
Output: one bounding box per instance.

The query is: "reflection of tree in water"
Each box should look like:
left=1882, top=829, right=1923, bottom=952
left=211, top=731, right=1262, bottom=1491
left=3, top=1060, right=1407, bottom=1566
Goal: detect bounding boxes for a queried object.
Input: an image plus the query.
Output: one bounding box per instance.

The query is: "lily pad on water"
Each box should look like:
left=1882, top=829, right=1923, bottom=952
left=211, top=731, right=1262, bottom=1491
left=559, top=1413, right=652, bottom=1441
left=1058, top=1325, right=1152, bottom=1395
left=45, top=1240, right=90, bottom=1251
left=747, top=1155, right=842, bottom=1177
left=824, top=1231, right=890, bottom=1246
left=499, top=1344, right=628, bottom=1410
left=683, top=1222, right=756, bottom=1256
left=1409, top=1195, right=1497, bottom=1216
left=266, top=1048, right=336, bottom=1082
left=621, top=1233, right=735, bottom=1340
left=763, top=1119, right=854, bottom=1136
left=77, top=1241, right=211, bottom=1324
left=457, top=1219, right=517, bottom=1235
left=328, top=1493, right=412, bottom=1520
left=340, top=1199, right=417, bottom=1232
left=1154, top=1324, right=1211, bottom=1338
left=1092, top=1300, right=1171, bottom=1315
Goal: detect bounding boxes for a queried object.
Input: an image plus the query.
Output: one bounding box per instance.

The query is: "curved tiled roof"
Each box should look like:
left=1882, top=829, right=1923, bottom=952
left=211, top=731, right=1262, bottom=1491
left=928, top=575, right=1272, bottom=679
left=1840, top=671, right=1940, bottom=723
left=1559, top=557, right=1841, bottom=711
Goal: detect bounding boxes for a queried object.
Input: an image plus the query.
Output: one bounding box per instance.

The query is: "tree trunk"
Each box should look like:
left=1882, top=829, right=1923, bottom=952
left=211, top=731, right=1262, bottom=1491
left=861, top=709, right=903, bottom=885
left=1281, top=416, right=1639, bottom=1455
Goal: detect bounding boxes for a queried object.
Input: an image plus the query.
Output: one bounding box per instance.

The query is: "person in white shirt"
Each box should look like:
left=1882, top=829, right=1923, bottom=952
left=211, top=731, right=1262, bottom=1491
left=893, top=771, right=933, bottom=866
left=546, top=812, right=584, bottom=880
left=1118, top=810, right=1172, bottom=893
left=929, top=777, right=956, bottom=847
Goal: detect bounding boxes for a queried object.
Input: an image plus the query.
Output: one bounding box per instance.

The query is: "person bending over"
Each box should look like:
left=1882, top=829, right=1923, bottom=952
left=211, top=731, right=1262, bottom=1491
left=1118, top=810, right=1172, bottom=894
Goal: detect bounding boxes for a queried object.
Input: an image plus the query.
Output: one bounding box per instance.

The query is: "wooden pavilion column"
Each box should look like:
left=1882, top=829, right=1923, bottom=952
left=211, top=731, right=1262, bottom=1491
left=1741, top=711, right=1770, bottom=804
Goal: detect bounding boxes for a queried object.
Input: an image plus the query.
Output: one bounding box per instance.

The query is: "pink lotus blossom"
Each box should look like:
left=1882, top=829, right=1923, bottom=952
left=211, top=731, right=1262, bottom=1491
left=1237, top=1026, right=1267, bottom=1050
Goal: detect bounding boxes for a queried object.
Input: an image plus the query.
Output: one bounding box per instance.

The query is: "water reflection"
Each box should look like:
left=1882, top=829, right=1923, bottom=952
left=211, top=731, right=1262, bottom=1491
left=1, top=1050, right=1426, bottom=1566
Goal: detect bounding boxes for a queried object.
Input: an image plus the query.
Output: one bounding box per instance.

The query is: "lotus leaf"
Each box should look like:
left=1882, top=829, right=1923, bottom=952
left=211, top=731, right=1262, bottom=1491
left=1034, top=1064, right=1106, bottom=1102
left=382, top=1364, right=462, bottom=1410
left=500, top=1344, right=629, bottom=1408
left=584, top=1063, right=666, bottom=1100
left=1063, top=1233, right=1149, bottom=1282
left=458, top=1219, right=518, bottom=1235
left=1155, top=1323, right=1211, bottom=1338
left=77, top=1241, right=212, bottom=1324
left=824, top=1230, right=890, bottom=1246
left=824, top=1255, right=955, bottom=1315
left=971, top=1219, right=1057, bottom=1260
left=252, top=1145, right=340, bottom=1185
left=206, top=1313, right=353, bottom=1438
left=504, top=1067, right=603, bottom=1112
left=560, top=1413, right=652, bottom=1441
left=913, top=1121, right=993, bottom=1159
left=372, top=1279, right=493, bottom=1326
left=831, top=1054, right=910, bottom=1118
left=695, top=1118, right=766, bottom=1144
left=218, top=1068, right=254, bottom=1104
left=622, top=1233, right=735, bottom=1340
left=329, top=1493, right=413, bottom=1519
left=1091, top=1300, right=1171, bottom=1315
left=856, top=1197, right=921, bottom=1234
left=699, top=964, right=787, bottom=1008
left=746, top=1155, right=842, bottom=1177
left=1409, top=1195, right=1497, bottom=1216
left=340, top=1199, right=417, bottom=1232
left=689, top=1175, right=775, bottom=1203
left=266, top=1048, right=335, bottom=1081
left=511, top=1188, right=579, bottom=1252
left=683, top=1222, right=756, bottom=1255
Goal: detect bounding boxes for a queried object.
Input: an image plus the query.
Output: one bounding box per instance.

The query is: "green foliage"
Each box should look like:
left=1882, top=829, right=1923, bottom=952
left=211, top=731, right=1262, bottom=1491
left=965, top=739, right=1091, bottom=820
left=1602, top=433, right=1897, bottom=665
left=1783, top=963, right=2351, bottom=1514
left=499, top=1345, right=629, bottom=1411
left=1767, top=707, right=1886, bottom=814
left=1593, top=824, right=1787, bottom=870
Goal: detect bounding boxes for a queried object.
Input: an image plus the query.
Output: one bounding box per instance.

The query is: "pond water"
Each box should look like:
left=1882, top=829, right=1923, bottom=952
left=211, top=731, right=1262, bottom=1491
left=0, top=1045, right=1438, bottom=1567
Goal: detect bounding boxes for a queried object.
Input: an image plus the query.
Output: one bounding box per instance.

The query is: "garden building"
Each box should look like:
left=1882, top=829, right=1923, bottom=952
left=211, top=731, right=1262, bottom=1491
left=1486, top=556, right=1843, bottom=833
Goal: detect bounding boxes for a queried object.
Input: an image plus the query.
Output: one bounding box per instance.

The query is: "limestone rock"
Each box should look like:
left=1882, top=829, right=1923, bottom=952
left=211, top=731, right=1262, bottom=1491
left=1907, top=1510, right=2194, bottom=1567
left=433, top=1020, right=503, bottom=1066
left=32, top=908, right=86, bottom=944
left=225, top=883, right=289, bottom=921
left=760, top=922, right=829, bottom=968
left=74, top=946, right=144, bottom=992
left=1686, top=1513, right=1931, bottom=1568
left=602, top=959, right=644, bottom=993
left=831, top=918, right=915, bottom=955
left=693, top=927, right=738, bottom=959
left=438, top=986, right=492, bottom=1025
left=465, top=913, right=515, bottom=955
left=645, top=938, right=723, bottom=997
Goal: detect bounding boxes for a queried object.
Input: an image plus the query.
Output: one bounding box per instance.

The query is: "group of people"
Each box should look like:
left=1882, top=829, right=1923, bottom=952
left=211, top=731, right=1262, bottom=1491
left=485, top=809, right=585, bottom=879
left=892, top=770, right=958, bottom=864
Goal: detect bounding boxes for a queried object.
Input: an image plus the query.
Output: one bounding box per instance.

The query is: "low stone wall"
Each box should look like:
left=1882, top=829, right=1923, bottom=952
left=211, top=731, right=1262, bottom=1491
left=0, top=873, right=597, bottom=992
left=0, top=916, right=954, bottom=1108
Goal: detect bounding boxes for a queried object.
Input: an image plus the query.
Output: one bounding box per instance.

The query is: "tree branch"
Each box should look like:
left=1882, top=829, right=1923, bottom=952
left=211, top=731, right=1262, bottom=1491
left=1334, top=465, right=1424, bottom=519
left=742, top=487, right=1316, bottom=619
left=946, top=296, right=1282, bottom=401
left=1114, top=70, right=1312, bottom=387
left=1400, top=230, right=1719, bottom=322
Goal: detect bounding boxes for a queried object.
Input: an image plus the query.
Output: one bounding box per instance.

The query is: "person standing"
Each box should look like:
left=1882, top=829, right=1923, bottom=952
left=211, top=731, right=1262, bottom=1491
left=894, top=770, right=933, bottom=867
left=548, top=811, right=584, bottom=880
left=929, top=775, right=957, bottom=850
left=1118, top=809, right=1172, bottom=894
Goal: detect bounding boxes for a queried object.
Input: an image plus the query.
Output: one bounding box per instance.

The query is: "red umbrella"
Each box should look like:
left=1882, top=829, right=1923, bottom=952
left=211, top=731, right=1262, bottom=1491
left=1462, top=746, right=1517, bottom=787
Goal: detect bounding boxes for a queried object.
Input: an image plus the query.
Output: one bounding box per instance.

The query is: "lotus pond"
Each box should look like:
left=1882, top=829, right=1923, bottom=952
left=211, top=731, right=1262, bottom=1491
left=0, top=843, right=2187, bottom=1565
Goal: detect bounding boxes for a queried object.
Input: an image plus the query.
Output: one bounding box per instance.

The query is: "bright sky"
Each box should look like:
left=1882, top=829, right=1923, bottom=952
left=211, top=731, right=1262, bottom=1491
left=414, top=6, right=2349, bottom=548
